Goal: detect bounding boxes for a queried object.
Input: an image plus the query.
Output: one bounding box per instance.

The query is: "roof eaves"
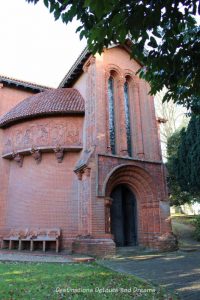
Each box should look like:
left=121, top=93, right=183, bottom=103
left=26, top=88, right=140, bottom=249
left=58, top=46, right=91, bottom=88
left=0, top=75, right=52, bottom=93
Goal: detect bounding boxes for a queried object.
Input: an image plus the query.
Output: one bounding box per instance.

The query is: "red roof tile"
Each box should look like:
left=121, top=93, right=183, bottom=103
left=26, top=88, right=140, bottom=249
left=0, top=88, right=85, bottom=128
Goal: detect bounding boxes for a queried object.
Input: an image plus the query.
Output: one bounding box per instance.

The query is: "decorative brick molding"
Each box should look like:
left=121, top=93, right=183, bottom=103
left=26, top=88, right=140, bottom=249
left=83, top=56, right=96, bottom=73
left=74, top=148, right=94, bottom=180
left=123, top=69, right=134, bottom=78
left=30, top=147, right=42, bottom=164
left=105, top=197, right=112, bottom=234
left=76, top=170, right=84, bottom=181
left=12, top=152, right=23, bottom=167
left=53, top=146, right=64, bottom=163
left=84, top=167, right=91, bottom=177
left=102, top=163, right=157, bottom=200
left=106, top=146, right=112, bottom=154
left=105, top=64, right=123, bottom=80
left=2, top=117, right=83, bottom=156
left=74, top=166, right=91, bottom=180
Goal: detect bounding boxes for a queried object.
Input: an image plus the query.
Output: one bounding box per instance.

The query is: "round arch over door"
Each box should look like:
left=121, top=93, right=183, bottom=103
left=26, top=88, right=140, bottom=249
left=110, top=184, right=137, bottom=246
left=103, top=164, right=159, bottom=247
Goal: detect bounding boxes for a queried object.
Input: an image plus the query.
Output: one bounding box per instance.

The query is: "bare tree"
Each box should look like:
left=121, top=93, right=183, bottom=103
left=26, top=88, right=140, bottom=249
left=154, top=88, right=189, bottom=160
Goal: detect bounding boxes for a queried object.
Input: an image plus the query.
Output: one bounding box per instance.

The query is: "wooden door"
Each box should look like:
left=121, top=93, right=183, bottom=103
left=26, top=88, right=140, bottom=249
left=111, top=185, right=137, bottom=246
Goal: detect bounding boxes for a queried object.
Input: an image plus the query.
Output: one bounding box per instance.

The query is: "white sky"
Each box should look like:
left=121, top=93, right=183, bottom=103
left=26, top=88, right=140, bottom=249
left=0, top=0, right=87, bottom=87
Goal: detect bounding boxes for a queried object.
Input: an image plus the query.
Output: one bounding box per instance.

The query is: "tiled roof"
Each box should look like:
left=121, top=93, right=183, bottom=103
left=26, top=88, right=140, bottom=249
left=0, top=88, right=85, bottom=128
left=0, top=75, right=51, bottom=92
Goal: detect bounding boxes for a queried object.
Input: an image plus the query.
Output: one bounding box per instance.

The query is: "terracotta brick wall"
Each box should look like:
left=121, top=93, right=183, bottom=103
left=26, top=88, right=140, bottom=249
left=0, top=86, right=35, bottom=236
left=5, top=152, right=79, bottom=234
left=0, top=85, right=84, bottom=249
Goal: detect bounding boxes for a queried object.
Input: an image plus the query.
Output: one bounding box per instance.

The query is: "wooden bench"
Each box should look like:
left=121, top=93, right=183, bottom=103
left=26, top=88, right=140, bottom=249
left=1, top=228, right=61, bottom=252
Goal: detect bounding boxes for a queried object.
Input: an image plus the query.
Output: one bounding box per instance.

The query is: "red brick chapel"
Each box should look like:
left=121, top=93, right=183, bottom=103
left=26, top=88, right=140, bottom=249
left=0, top=44, right=177, bottom=256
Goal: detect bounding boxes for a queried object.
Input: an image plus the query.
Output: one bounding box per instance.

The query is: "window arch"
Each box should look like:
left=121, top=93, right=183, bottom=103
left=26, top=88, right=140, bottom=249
left=108, top=76, right=116, bottom=154
left=124, top=77, right=132, bottom=156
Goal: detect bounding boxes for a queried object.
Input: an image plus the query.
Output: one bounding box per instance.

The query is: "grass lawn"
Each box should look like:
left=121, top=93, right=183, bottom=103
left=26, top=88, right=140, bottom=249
left=0, top=261, right=170, bottom=300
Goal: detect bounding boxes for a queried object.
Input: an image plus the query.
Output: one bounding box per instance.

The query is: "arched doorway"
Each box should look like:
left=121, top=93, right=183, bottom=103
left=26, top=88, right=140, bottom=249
left=110, top=184, right=137, bottom=246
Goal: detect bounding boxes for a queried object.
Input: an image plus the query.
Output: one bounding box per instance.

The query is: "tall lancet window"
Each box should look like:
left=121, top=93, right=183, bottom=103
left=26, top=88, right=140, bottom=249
left=124, top=80, right=132, bottom=156
left=108, top=76, right=116, bottom=154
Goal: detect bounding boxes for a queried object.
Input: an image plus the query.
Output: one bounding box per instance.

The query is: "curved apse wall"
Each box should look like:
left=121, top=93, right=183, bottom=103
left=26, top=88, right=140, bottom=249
left=3, top=116, right=84, bottom=236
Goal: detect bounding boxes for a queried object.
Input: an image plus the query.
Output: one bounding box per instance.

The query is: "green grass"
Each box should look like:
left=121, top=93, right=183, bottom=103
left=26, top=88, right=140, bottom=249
left=0, top=261, right=169, bottom=300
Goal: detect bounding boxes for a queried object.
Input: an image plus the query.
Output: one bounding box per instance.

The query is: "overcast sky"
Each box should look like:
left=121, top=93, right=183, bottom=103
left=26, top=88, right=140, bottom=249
left=0, top=0, right=86, bottom=87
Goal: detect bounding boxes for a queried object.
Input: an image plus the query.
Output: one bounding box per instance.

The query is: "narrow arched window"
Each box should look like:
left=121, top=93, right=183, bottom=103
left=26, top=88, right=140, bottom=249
left=124, top=80, right=132, bottom=156
left=108, top=76, right=116, bottom=154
